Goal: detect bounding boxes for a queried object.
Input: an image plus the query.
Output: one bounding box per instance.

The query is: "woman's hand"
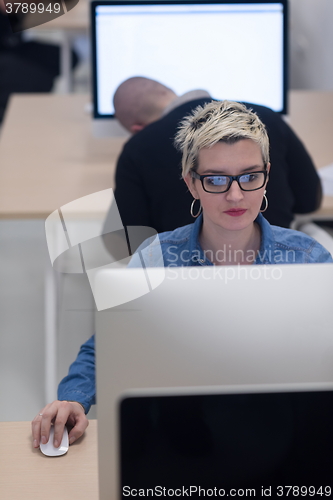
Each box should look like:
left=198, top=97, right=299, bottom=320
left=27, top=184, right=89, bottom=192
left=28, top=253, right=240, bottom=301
left=31, top=400, right=89, bottom=449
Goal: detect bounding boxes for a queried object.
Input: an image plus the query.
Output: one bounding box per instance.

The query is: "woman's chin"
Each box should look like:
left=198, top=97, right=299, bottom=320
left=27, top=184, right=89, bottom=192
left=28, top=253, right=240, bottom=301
left=216, top=213, right=255, bottom=232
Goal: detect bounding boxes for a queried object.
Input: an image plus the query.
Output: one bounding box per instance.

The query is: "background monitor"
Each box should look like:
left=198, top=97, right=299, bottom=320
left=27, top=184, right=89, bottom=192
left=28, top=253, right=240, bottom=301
left=91, top=0, right=288, bottom=131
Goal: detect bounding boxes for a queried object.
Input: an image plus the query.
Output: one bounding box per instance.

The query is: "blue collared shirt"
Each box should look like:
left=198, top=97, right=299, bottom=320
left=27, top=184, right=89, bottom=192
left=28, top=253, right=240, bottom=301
left=130, top=213, right=333, bottom=267
left=58, top=215, right=332, bottom=412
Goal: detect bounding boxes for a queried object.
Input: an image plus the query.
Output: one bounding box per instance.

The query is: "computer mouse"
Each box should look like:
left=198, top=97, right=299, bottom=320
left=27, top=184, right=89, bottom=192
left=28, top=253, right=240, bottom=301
left=39, top=425, right=69, bottom=457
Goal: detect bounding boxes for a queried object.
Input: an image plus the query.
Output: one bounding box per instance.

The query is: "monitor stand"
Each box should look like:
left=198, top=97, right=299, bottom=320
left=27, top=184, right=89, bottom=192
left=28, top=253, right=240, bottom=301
left=92, top=117, right=130, bottom=138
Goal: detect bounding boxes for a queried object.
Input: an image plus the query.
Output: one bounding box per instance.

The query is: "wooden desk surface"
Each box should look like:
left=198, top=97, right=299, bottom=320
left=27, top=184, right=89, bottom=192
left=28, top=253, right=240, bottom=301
left=0, top=91, right=333, bottom=219
left=288, top=90, right=333, bottom=171
left=0, top=420, right=98, bottom=500
left=0, top=94, right=127, bottom=218
left=288, top=91, right=333, bottom=219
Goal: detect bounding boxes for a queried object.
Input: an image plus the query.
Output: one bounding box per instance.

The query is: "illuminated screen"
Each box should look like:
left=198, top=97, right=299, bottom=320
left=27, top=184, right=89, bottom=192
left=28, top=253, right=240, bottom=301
left=91, top=1, right=287, bottom=117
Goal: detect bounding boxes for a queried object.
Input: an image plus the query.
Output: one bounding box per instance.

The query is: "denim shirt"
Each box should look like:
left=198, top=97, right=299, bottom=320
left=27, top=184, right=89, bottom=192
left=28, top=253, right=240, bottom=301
left=130, top=213, right=333, bottom=267
left=58, top=214, right=332, bottom=412
left=58, top=335, right=96, bottom=413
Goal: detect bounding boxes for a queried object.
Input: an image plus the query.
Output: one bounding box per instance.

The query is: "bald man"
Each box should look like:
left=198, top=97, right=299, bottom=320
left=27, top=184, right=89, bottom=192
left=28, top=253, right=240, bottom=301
left=109, top=76, right=321, bottom=232
left=113, top=77, right=177, bottom=134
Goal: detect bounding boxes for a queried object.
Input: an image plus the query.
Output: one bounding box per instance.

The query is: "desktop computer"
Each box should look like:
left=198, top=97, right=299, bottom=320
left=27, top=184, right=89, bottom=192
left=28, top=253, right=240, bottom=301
left=95, top=264, right=333, bottom=499
left=90, top=0, right=288, bottom=136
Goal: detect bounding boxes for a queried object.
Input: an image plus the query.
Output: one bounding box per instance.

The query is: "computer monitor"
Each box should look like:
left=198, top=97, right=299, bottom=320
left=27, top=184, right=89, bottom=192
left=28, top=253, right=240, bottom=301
left=119, top=385, right=333, bottom=495
left=91, top=0, right=288, bottom=135
left=95, top=264, right=333, bottom=500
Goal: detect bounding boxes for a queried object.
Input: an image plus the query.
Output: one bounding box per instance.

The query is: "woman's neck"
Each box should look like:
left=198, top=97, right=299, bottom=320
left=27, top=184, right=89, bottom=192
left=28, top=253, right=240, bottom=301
left=199, top=219, right=261, bottom=266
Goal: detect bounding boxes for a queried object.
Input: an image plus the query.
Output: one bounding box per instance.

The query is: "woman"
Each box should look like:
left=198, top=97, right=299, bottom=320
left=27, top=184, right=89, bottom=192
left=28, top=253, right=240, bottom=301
left=32, top=100, right=332, bottom=450
left=131, top=100, right=331, bottom=267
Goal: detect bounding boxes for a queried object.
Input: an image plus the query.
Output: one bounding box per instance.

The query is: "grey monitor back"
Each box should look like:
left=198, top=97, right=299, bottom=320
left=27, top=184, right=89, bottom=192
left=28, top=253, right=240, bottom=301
left=95, top=264, right=333, bottom=500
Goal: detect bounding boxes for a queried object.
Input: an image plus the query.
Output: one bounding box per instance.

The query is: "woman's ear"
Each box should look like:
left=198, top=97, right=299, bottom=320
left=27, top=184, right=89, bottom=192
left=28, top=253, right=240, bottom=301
left=265, top=162, right=270, bottom=185
left=183, top=172, right=200, bottom=200
left=266, top=162, right=271, bottom=177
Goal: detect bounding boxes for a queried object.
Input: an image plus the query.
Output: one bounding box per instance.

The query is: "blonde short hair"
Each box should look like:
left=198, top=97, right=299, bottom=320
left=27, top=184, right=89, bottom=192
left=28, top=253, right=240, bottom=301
left=174, top=100, right=270, bottom=177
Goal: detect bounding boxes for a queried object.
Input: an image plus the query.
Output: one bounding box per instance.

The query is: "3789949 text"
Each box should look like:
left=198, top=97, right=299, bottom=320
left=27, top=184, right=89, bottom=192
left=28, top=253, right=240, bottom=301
left=265, top=485, right=331, bottom=497
left=5, top=2, right=61, bottom=14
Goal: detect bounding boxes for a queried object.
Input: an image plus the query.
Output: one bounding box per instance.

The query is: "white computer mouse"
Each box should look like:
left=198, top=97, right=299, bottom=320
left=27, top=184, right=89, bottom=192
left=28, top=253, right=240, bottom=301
left=39, top=425, right=69, bottom=457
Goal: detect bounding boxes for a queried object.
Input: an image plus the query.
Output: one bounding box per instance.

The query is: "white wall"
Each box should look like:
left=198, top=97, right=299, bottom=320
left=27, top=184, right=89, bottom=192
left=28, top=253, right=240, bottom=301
left=289, top=0, right=333, bottom=90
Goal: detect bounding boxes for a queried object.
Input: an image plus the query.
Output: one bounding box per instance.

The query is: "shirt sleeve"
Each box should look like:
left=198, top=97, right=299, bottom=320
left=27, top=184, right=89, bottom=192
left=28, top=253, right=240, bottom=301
left=57, top=335, right=96, bottom=414
left=308, top=244, right=333, bottom=264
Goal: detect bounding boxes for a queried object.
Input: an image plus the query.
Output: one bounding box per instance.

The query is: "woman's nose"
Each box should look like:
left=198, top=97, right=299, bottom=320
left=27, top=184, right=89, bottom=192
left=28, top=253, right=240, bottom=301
left=225, top=180, right=244, bottom=201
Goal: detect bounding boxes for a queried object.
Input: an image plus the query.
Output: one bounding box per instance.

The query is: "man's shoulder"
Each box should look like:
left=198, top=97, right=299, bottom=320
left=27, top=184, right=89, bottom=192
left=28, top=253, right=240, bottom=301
left=122, top=97, right=213, bottom=152
left=241, top=101, right=288, bottom=139
left=165, top=97, right=214, bottom=120
left=122, top=98, right=283, bottom=154
left=132, top=98, right=213, bottom=135
left=241, top=101, right=281, bottom=122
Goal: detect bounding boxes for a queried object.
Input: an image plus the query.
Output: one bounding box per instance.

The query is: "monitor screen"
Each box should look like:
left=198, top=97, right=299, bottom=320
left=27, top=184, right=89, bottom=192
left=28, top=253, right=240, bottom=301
left=120, top=389, right=333, bottom=493
left=91, top=0, right=288, bottom=118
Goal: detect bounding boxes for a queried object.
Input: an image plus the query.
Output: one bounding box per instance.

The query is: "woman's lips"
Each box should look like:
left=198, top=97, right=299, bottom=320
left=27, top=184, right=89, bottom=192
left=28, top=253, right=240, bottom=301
left=224, top=209, right=247, bottom=217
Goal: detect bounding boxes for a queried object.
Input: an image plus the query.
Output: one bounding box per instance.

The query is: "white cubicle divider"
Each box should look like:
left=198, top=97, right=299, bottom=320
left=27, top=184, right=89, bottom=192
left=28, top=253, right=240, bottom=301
left=44, top=188, right=117, bottom=403
left=44, top=187, right=161, bottom=402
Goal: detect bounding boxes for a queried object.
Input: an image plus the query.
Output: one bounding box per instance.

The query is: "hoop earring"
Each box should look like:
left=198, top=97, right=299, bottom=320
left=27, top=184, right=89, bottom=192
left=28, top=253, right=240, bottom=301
left=260, top=190, right=268, bottom=213
left=190, top=198, right=202, bottom=218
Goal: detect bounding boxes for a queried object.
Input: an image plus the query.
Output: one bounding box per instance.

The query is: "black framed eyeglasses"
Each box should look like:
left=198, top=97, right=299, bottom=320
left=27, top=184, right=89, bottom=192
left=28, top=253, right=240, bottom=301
left=191, top=170, right=268, bottom=194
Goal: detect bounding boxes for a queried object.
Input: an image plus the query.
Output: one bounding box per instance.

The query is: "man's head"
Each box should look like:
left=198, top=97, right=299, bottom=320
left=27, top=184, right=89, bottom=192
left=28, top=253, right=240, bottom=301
left=174, top=100, right=270, bottom=178
left=113, top=77, right=177, bottom=134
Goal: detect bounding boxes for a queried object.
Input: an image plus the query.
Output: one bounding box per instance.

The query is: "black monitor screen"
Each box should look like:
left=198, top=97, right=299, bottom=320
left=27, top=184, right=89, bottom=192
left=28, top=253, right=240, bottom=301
left=91, top=0, right=288, bottom=118
left=120, top=390, right=333, bottom=498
